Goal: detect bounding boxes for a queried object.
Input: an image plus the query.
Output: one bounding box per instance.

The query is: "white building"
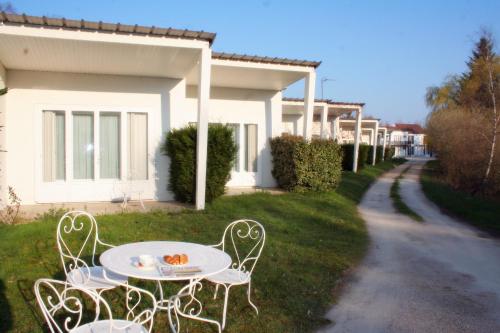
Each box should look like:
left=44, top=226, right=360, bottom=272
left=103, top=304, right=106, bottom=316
left=385, top=124, right=427, bottom=157
left=0, top=12, right=322, bottom=209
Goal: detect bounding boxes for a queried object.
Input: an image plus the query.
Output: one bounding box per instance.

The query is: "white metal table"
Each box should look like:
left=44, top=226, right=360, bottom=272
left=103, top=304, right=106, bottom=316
left=100, top=241, right=232, bottom=331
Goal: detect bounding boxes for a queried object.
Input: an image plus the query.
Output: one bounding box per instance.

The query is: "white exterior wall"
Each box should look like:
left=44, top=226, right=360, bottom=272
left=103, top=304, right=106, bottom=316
left=6, top=70, right=184, bottom=204
left=186, top=86, right=281, bottom=188
left=0, top=62, right=6, bottom=204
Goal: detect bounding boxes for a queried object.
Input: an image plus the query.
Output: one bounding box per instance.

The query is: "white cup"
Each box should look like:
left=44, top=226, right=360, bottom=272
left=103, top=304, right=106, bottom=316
left=139, top=254, right=155, bottom=267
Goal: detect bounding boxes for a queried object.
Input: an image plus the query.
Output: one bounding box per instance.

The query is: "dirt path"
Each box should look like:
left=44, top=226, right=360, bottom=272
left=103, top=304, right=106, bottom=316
left=319, top=158, right=500, bottom=333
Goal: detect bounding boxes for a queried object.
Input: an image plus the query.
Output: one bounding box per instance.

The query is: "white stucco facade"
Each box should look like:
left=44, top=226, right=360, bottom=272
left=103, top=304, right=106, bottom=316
left=0, top=13, right=318, bottom=207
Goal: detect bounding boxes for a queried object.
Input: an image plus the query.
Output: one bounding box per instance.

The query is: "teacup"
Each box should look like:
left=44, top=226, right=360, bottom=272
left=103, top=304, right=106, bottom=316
left=138, top=254, right=155, bottom=267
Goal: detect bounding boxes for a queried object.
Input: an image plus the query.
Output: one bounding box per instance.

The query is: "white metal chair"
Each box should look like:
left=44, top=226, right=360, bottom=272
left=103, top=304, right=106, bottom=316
left=57, top=211, right=127, bottom=293
left=168, top=280, right=222, bottom=333
left=207, top=219, right=266, bottom=330
left=34, top=278, right=157, bottom=333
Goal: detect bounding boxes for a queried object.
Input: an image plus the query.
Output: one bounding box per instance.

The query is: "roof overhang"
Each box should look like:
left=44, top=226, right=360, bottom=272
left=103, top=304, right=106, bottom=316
left=282, top=99, right=364, bottom=117
left=339, top=118, right=379, bottom=130
left=0, top=23, right=209, bottom=79
left=185, top=57, right=316, bottom=90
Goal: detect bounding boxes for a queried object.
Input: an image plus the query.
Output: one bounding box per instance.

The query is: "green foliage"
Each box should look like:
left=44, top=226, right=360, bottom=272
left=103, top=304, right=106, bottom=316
left=384, top=147, right=396, bottom=160
left=390, top=167, right=424, bottom=222
left=376, top=146, right=384, bottom=163
left=162, top=124, right=237, bottom=204
left=340, top=144, right=370, bottom=171
left=421, top=160, right=500, bottom=235
left=0, top=161, right=403, bottom=333
left=270, top=135, right=343, bottom=192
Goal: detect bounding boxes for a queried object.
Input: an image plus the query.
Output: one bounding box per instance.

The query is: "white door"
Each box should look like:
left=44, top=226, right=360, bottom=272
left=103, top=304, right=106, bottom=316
left=226, top=123, right=259, bottom=187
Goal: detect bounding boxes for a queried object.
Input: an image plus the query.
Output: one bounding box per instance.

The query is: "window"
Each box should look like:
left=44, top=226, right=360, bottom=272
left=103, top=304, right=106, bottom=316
left=128, top=113, right=148, bottom=180
left=100, top=113, right=121, bottom=179
left=42, top=111, right=65, bottom=181
left=227, top=124, right=240, bottom=171
left=73, top=112, right=94, bottom=179
left=244, top=124, right=258, bottom=172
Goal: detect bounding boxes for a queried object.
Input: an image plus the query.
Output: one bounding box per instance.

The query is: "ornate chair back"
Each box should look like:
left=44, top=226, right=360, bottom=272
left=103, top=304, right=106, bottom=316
left=56, top=211, right=110, bottom=285
left=215, top=219, right=266, bottom=280
left=34, top=278, right=157, bottom=332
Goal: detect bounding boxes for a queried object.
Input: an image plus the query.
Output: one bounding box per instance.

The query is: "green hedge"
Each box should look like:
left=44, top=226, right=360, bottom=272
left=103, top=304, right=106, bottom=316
left=162, top=124, right=237, bottom=204
left=376, top=146, right=384, bottom=163
left=384, top=146, right=396, bottom=160
left=270, top=135, right=343, bottom=192
left=340, top=144, right=370, bottom=171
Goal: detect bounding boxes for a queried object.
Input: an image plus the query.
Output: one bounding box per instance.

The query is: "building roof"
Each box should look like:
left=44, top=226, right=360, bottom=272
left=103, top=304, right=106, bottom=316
left=0, top=12, right=217, bottom=44
left=391, top=123, right=425, bottom=134
left=282, top=97, right=365, bottom=106
left=213, top=52, right=321, bottom=68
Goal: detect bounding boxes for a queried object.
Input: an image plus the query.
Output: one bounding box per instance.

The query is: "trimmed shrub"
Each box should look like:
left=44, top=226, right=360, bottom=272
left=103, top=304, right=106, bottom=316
left=162, top=124, right=237, bottom=204
left=376, top=146, right=384, bottom=163
left=384, top=147, right=396, bottom=161
left=367, top=146, right=384, bottom=165
left=270, top=135, right=342, bottom=192
left=340, top=144, right=370, bottom=171
left=269, top=134, right=304, bottom=190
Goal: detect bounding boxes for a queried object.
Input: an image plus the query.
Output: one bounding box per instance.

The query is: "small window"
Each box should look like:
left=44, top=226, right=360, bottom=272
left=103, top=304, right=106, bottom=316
left=42, top=111, right=66, bottom=181
left=128, top=113, right=148, bottom=180
left=73, top=112, right=95, bottom=179
left=100, top=113, right=121, bottom=179
left=227, top=124, right=240, bottom=172
left=244, top=124, right=258, bottom=172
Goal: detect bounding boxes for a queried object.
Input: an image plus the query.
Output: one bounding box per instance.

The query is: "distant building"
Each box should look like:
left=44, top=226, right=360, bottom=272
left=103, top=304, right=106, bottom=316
left=384, top=123, right=428, bottom=157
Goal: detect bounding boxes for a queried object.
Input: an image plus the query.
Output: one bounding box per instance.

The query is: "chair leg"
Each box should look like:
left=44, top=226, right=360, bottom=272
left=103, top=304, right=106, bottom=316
left=221, top=285, right=231, bottom=330
left=247, top=280, right=258, bottom=315
left=214, top=283, right=219, bottom=300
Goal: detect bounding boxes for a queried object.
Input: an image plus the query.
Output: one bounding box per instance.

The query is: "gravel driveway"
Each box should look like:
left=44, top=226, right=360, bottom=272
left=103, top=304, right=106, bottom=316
left=319, top=158, right=500, bottom=333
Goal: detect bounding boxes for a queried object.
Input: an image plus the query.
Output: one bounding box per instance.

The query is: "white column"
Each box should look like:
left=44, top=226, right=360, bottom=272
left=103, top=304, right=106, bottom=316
left=372, top=121, right=379, bottom=165
left=381, top=128, right=387, bottom=160
left=352, top=107, right=363, bottom=172
left=195, top=47, right=211, bottom=210
left=320, top=104, right=328, bottom=139
left=0, top=62, right=6, bottom=206
left=333, top=116, right=340, bottom=142
left=303, top=71, right=316, bottom=139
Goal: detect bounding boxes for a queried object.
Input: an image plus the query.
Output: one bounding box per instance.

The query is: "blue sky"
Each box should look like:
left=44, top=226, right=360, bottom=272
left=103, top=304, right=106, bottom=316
left=6, top=0, right=500, bottom=123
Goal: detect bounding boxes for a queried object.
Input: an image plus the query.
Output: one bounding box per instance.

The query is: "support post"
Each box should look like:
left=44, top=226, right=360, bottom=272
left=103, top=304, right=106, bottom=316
left=333, top=116, right=340, bottom=142
left=381, top=128, right=387, bottom=160
left=320, top=104, right=328, bottom=139
left=352, top=107, right=363, bottom=172
left=303, top=71, right=316, bottom=139
left=195, top=47, right=211, bottom=210
left=372, top=121, right=379, bottom=165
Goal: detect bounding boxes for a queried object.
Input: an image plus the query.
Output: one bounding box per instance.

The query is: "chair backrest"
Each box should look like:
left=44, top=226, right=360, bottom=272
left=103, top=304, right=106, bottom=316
left=35, top=278, right=157, bottom=333
left=56, top=211, right=100, bottom=282
left=217, top=219, right=266, bottom=279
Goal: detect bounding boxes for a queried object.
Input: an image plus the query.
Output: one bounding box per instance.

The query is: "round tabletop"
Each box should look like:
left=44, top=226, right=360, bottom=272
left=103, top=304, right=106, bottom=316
left=100, top=241, right=232, bottom=281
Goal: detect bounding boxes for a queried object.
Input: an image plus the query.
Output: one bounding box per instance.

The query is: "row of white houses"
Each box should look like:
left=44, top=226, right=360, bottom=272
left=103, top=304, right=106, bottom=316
left=0, top=12, right=410, bottom=210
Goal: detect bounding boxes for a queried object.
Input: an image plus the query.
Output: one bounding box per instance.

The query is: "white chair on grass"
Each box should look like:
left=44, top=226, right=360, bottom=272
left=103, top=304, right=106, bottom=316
left=57, top=211, right=127, bottom=294
left=34, top=278, right=157, bottom=333
left=207, top=219, right=266, bottom=330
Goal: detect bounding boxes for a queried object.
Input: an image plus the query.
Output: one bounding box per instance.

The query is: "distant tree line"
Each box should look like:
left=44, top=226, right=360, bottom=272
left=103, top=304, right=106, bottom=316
left=426, top=31, right=500, bottom=196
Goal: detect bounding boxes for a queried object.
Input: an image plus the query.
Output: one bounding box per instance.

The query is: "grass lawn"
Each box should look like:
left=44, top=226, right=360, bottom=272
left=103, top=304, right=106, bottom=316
left=0, top=160, right=403, bottom=333
left=421, top=160, right=500, bottom=235
left=390, top=166, right=423, bottom=222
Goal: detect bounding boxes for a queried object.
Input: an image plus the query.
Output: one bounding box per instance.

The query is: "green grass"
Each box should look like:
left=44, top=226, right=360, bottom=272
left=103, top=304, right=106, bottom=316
left=390, top=166, right=424, bottom=222
left=421, top=160, right=500, bottom=235
left=0, top=160, right=404, bottom=333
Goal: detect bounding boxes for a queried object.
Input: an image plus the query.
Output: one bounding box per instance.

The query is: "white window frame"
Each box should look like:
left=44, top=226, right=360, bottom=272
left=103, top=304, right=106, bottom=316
left=34, top=104, right=155, bottom=203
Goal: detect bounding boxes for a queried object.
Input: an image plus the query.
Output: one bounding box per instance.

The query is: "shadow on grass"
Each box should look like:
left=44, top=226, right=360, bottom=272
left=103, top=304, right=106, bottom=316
left=0, top=279, right=12, bottom=331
